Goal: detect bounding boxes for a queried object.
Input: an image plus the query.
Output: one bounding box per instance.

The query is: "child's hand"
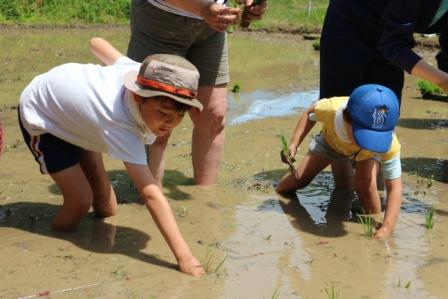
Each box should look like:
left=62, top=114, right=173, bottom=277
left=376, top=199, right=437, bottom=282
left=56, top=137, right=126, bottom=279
left=178, top=255, right=206, bottom=276
left=288, top=144, right=298, bottom=158
left=374, top=225, right=392, bottom=240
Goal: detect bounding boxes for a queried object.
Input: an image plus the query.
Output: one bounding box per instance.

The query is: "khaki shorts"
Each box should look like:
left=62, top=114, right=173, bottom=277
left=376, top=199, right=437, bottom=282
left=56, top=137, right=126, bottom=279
left=309, top=133, right=352, bottom=162
left=127, top=0, right=230, bottom=86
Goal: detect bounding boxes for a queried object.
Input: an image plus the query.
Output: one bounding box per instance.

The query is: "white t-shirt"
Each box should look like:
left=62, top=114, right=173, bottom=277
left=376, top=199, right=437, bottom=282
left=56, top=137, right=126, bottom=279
left=19, top=56, right=157, bottom=165
left=148, top=0, right=228, bottom=19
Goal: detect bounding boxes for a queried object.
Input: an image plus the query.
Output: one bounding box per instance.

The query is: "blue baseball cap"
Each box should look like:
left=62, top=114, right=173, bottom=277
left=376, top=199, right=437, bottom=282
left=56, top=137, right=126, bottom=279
left=347, top=84, right=400, bottom=153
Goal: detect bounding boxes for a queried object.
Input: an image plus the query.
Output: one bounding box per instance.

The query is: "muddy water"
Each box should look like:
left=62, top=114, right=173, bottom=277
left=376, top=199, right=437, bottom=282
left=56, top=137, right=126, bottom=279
left=0, top=27, right=447, bottom=299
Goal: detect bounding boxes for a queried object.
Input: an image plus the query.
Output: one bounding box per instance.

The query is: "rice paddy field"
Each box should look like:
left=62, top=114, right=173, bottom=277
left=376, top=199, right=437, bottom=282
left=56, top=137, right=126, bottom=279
left=0, top=26, right=447, bottom=299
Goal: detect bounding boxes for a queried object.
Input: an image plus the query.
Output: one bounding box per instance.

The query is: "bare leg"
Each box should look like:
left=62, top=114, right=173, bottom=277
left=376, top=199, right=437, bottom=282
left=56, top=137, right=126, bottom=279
left=276, top=152, right=332, bottom=194
left=50, top=164, right=93, bottom=231
left=354, top=159, right=381, bottom=214
left=330, top=159, right=354, bottom=189
left=79, top=151, right=117, bottom=218
left=190, top=84, right=227, bottom=185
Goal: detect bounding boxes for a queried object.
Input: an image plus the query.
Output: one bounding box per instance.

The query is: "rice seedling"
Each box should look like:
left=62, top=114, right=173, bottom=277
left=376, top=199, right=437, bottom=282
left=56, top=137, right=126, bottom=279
left=279, top=134, right=295, bottom=173
left=270, top=286, right=280, bottom=299
left=231, top=83, right=241, bottom=93
left=395, top=278, right=412, bottom=289
left=324, top=286, right=340, bottom=299
left=200, top=247, right=227, bottom=274
left=417, top=80, right=444, bottom=96
left=424, top=206, right=435, bottom=229
left=357, top=212, right=374, bottom=237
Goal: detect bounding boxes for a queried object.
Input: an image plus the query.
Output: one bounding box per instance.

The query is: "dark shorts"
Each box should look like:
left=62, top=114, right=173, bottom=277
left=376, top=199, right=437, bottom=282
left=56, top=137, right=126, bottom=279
left=319, top=0, right=404, bottom=102
left=18, top=109, right=81, bottom=174
left=127, top=0, right=230, bottom=86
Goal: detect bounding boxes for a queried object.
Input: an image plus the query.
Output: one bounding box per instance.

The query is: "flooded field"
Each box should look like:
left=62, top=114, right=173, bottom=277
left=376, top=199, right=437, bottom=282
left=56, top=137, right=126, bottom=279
left=0, top=27, right=447, bottom=299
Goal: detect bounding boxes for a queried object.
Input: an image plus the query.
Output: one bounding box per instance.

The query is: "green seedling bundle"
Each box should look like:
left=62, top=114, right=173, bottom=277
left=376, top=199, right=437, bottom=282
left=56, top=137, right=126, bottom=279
left=279, top=134, right=295, bottom=174
left=424, top=206, right=435, bottom=229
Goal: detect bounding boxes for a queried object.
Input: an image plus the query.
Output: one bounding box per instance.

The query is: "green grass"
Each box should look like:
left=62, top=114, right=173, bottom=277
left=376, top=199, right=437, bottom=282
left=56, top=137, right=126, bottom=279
left=424, top=206, right=435, bottom=229
left=1, top=0, right=329, bottom=31
left=0, top=0, right=130, bottom=25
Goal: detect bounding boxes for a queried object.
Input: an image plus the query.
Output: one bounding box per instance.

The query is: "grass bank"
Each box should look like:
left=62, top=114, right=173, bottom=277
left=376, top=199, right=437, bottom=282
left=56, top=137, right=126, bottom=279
left=0, top=0, right=328, bottom=32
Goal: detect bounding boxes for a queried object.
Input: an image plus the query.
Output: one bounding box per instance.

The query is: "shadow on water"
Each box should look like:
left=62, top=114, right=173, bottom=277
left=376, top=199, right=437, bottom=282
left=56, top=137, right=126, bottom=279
left=48, top=169, right=195, bottom=203
left=402, top=157, right=448, bottom=183
left=278, top=188, right=355, bottom=238
left=251, top=169, right=357, bottom=237
left=398, top=118, right=448, bottom=130
left=0, top=202, right=177, bottom=272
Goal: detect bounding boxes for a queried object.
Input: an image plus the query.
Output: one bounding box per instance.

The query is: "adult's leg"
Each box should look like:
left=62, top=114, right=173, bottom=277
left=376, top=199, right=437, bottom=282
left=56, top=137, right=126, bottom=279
left=353, top=159, right=381, bottom=214
left=79, top=150, right=117, bottom=218
left=190, top=84, right=227, bottom=185
left=320, top=3, right=369, bottom=188
left=50, top=165, right=93, bottom=231
left=187, top=24, right=229, bottom=185
left=276, top=152, right=332, bottom=194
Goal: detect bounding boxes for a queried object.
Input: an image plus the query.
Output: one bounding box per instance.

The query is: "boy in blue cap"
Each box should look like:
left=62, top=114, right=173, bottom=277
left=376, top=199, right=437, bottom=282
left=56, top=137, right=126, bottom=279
left=276, top=84, right=402, bottom=240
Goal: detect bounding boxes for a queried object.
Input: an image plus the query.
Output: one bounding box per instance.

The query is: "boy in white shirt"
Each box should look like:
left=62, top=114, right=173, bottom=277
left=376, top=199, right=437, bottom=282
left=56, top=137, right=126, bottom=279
left=18, top=38, right=204, bottom=276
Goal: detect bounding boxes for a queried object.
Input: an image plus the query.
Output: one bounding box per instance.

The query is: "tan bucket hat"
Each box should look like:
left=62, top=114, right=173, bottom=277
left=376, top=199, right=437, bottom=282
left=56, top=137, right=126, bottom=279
left=123, top=54, right=203, bottom=111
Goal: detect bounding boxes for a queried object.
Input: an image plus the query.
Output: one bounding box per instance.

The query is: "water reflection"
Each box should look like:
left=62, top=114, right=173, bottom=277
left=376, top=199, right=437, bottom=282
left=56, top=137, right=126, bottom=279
left=227, top=89, right=318, bottom=125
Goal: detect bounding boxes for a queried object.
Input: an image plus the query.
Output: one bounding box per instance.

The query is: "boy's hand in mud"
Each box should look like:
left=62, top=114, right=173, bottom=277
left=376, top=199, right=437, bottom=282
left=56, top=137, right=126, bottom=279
left=202, top=2, right=241, bottom=32
left=178, top=255, right=205, bottom=276
left=374, top=225, right=392, bottom=240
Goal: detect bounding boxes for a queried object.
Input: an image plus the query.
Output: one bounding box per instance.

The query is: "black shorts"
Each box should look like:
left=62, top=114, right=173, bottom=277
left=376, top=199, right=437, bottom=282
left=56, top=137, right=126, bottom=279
left=18, top=108, right=82, bottom=174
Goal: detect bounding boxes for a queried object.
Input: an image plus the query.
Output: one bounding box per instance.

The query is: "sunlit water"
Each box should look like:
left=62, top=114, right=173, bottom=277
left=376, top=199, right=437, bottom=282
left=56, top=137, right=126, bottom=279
left=0, top=27, right=447, bottom=299
left=227, top=89, right=319, bottom=125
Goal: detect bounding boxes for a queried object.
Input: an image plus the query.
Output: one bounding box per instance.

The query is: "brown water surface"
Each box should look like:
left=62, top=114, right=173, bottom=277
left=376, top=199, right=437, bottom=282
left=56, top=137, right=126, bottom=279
left=0, top=27, right=447, bottom=299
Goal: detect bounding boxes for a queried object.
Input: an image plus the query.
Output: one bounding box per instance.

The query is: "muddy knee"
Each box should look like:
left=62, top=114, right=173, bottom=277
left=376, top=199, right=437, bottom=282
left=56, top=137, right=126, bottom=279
left=52, top=194, right=93, bottom=231
left=92, top=189, right=118, bottom=218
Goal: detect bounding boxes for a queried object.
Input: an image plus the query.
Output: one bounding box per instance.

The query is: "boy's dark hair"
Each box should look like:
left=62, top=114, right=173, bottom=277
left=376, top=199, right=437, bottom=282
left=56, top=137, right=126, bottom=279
left=143, top=95, right=191, bottom=113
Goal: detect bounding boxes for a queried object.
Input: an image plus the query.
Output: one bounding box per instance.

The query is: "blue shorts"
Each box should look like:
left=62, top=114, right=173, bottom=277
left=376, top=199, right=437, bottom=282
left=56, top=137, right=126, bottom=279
left=18, top=108, right=81, bottom=174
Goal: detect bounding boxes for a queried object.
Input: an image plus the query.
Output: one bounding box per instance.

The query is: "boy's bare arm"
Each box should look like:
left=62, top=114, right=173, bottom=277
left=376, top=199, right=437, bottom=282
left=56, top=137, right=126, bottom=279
left=289, top=105, right=316, bottom=157
left=124, top=162, right=205, bottom=276
left=375, top=177, right=402, bottom=239
left=89, top=37, right=124, bottom=66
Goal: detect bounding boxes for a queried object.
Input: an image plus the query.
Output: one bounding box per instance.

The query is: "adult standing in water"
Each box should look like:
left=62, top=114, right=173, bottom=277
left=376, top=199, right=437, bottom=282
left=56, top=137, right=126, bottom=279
left=127, top=0, right=267, bottom=186
left=319, top=0, right=448, bottom=188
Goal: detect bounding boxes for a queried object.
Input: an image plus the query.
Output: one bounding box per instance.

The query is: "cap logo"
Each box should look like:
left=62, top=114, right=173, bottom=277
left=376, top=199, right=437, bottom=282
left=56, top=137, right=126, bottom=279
left=371, top=106, right=388, bottom=129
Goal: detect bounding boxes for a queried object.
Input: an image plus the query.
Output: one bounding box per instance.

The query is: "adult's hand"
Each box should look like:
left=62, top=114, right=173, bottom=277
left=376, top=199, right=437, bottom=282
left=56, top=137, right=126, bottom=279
left=240, top=0, right=268, bottom=27
left=202, top=2, right=241, bottom=32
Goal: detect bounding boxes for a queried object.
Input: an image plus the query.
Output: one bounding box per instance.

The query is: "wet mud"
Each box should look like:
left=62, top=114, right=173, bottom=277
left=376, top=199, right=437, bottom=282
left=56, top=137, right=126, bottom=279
left=0, top=27, right=447, bottom=298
